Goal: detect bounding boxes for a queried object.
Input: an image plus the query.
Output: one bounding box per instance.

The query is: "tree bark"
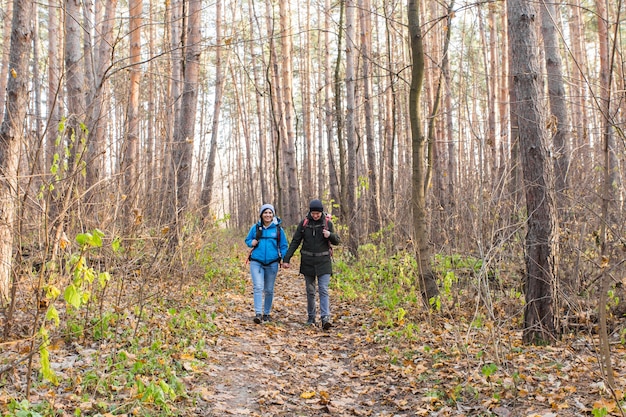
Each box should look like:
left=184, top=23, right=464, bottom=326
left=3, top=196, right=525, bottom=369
left=0, top=0, right=33, bottom=302
left=278, top=0, right=300, bottom=223
left=540, top=1, right=570, bottom=202
left=507, top=0, right=559, bottom=345
left=172, top=0, right=202, bottom=219
left=408, top=0, right=438, bottom=303
left=200, top=0, right=225, bottom=214
left=359, top=0, right=381, bottom=235
left=123, top=0, right=142, bottom=224
left=345, top=0, right=358, bottom=255
left=0, top=0, right=13, bottom=117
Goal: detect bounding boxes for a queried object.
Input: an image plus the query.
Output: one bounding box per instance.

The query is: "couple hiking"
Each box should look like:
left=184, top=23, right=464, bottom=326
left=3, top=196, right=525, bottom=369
left=245, top=199, right=340, bottom=330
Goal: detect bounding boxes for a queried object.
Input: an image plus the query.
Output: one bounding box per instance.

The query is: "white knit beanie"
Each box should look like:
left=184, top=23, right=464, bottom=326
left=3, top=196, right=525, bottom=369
left=259, top=203, right=275, bottom=217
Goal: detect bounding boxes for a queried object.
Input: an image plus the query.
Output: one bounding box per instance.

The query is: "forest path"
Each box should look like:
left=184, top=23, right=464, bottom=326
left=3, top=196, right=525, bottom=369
left=187, top=266, right=384, bottom=416
left=182, top=264, right=608, bottom=417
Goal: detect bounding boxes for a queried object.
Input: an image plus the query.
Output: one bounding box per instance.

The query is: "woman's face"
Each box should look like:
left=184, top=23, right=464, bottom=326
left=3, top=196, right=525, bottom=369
left=262, top=209, right=274, bottom=223
left=310, top=211, right=322, bottom=221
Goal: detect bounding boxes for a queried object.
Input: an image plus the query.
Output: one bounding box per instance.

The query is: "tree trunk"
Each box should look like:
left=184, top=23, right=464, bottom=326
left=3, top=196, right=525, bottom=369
left=0, top=0, right=33, bottom=302
left=266, top=0, right=286, bottom=217
left=278, top=0, right=300, bottom=223
left=359, top=0, right=381, bottom=235
left=345, top=0, right=358, bottom=255
left=200, top=0, right=225, bottom=214
left=123, top=0, right=142, bottom=224
left=382, top=3, right=397, bottom=218
left=507, top=0, right=559, bottom=345
left=540, top=1, right=570, bottom=202
left=408, top=0, right=439, bottom=303
left=334, top=0, right=347, bottom=223
left=0, top=0, right=13, bottom=117
left=567, top=0, right=589, bottom=173
left=301, top=0, right=314, bottom=204
left=85, top=0, right=118, bottom=190
left=163, top=0, right=183, bottom=224
left=327, top=0, right=342, bottom=207
left=172, top=0, right=202, bottom=218
left=595, top=0, right=616, bottom=390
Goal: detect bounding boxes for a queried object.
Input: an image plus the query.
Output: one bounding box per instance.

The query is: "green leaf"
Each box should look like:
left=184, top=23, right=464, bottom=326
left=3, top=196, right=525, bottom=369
left=39, top=344, right=59, bottom=385
left=98, top=272, right=111, bottom=288
left=111, top=237, right=122, bottom=253
left=76, top=233, right=90, bottom=247
left=45, top=305, right=60, bottom=326
left=64, top=284, right=81, bottom=309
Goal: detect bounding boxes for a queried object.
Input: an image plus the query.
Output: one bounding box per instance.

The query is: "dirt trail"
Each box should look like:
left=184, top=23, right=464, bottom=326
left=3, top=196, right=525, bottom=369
left=181, top=265, right=603, bottom=417
left=187, top=267, right=398, bottom=416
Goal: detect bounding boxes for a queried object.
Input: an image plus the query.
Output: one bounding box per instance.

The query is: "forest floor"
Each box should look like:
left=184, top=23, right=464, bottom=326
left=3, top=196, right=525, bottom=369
left=1, top=256, right=626, bottom=416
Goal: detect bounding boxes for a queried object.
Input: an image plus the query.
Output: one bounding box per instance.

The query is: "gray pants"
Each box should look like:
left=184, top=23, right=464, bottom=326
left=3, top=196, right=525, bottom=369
left=305, top=274, right=331, bottom=318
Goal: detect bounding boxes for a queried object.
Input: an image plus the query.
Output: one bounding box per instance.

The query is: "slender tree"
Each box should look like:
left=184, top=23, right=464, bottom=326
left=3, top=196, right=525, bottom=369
left=172, top=0, right=202, bottom=219
left=0, top=0, right=33, bottom=302
left=0, top=0, right=13, bottom=117
left=540, top=0, right=570, bottom=201
left=359, top=0, right=380, bottom=234
left=344, top=0, right=358, bottom=255
left=507, top=0, right=559, bottom=344
left=200, top=0, right=225, bottom=214
left=85, top=0, right=118, bottom=189
left=123, top=0, right=142, bottom=224
left=408, top=0, right=439, bottom=303
left=278, top=0, right=300, bottom=222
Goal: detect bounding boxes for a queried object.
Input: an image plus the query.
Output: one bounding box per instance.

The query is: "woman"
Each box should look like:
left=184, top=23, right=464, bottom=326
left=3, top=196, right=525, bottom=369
left=282, top=199, right=340, bottom=329
left=245, top=204, right=288, bottom=323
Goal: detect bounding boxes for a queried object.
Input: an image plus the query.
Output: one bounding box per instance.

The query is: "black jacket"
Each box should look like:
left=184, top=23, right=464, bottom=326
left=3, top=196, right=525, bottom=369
left=284, top=213, right=340, bottom=277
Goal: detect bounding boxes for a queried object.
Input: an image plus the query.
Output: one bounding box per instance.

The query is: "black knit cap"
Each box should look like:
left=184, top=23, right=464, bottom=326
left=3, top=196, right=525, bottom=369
left=309, top=199, right=324, bottom=212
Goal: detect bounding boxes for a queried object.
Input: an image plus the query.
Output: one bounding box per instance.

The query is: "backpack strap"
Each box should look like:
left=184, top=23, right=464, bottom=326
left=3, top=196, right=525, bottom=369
left=253, top=222, right=282, bottom=260
left=301, top=213, right=333, bottom=258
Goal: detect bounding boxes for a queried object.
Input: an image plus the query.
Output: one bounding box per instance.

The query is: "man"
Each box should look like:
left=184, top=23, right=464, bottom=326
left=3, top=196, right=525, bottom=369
left=282, top=199, right=340, bottom=329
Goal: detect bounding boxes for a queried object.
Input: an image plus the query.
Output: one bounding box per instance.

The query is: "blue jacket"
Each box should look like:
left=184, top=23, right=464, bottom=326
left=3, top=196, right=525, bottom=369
left=245, top=218, right=288, bottom=265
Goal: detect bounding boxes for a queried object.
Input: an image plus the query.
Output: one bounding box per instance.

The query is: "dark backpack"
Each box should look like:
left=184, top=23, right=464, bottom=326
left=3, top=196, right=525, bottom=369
left=301, top=213, right=333, bottom=257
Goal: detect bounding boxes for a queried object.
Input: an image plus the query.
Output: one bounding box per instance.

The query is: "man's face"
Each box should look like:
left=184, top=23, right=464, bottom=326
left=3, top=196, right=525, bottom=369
left=310, top=211, right=322, bottom=221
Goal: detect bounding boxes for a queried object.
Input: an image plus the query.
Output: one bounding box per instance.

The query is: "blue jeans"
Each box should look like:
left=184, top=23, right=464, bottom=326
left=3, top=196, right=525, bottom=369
left=249, top=261, right=279, bottom=315
left=305, top=274, right=331, bottom=318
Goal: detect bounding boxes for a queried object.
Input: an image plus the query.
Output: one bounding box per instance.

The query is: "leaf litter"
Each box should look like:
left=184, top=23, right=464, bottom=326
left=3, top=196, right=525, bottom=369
left=1, top=259, right=625, bottom=417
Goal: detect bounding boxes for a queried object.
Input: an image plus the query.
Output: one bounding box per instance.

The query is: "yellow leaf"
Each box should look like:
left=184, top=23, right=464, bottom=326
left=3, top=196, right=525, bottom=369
left=593, top=399, right=616, bottom=412
left=319, top=390, right=330, bottom=404
left=59, top=232, right=70, bottom=250
left=10, top=68, right=17, bottom=78
left=600, top=256, right=609, bottom=268
left=300, top=391, right=316, bottom=399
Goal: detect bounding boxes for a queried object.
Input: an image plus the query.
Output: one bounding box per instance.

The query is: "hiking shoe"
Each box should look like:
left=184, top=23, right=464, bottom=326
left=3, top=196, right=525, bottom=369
left=262, top=314, right=271, bottom=322
left=306, top=316, right=316, bottom=326
left=253, top=314, right=262, bottom=324
left=321, top=316, right=332, bottom=330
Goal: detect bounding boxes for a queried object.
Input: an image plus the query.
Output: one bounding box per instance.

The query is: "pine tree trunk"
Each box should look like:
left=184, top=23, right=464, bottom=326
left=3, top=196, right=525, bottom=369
left=123, top=0, right=142, bottom=224
left=540, top=1, right=570, bottom=201
left=200, top=0, right=225, bottom=214
left=345, top=0, right=358, bottom=255
left=172, top=0, right=202, bottom=216
left=507, top=0, right=559, bottom=345
left=0, top=0, right=34, bottom=302
left=278, top=0, right=301, bottom=222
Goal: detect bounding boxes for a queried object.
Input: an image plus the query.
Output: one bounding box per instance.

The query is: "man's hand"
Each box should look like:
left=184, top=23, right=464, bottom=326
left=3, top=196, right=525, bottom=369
left=281, top=262, right=290, bottom=269
left=323, top=229, right=330, bottom=238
